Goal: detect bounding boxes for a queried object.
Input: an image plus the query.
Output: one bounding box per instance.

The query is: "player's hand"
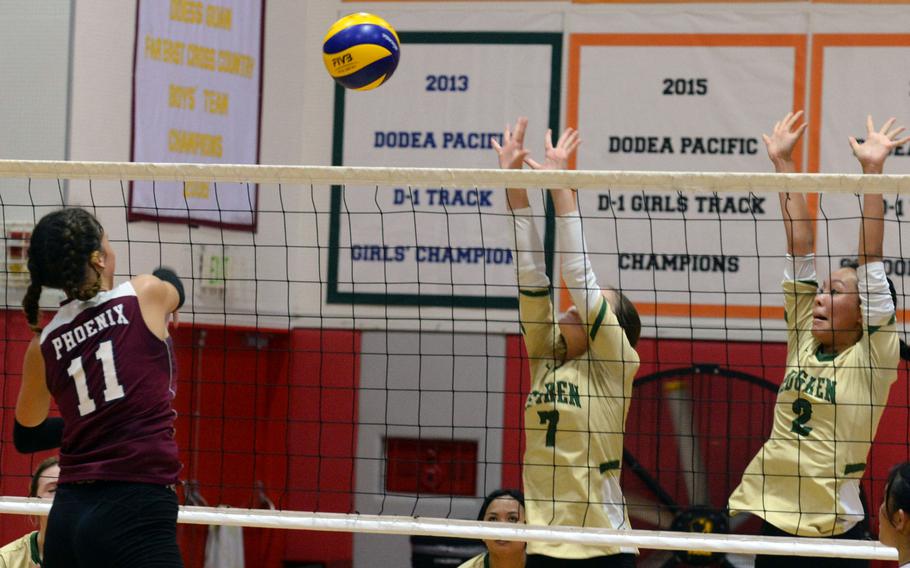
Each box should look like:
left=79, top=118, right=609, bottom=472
left=169, top=310, right=180, bottom=329
left=762, top=110, right=807, bottom=168
left=491, top=117, right=529, bottom=170
left=525, top=127, right=580, bottom=171
left=850, top=115, right=910, bottom=174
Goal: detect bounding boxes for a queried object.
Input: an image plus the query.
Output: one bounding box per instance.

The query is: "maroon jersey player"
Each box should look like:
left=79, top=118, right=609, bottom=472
left=14, top=208, right=185, bottom=567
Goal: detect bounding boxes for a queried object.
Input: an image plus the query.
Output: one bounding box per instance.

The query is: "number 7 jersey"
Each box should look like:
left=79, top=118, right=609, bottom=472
left=728, top=278, right=899, bottom=536
left=40, top=282, right=181, bottom=485
left=519, top=288, right=640, bottom=559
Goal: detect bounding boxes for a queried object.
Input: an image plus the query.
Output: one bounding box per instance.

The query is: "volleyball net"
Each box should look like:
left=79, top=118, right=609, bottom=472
left=1, top=160, right=908, bottom=565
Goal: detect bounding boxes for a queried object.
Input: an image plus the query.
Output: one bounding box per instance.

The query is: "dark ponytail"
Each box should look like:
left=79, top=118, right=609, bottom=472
left=23, top=209, right=105, bottom=332
left=22, top=281, right=44, bottom=333
left=605, top=286, right=641, bottom=348
left=884, top=462, right=910, bottom=520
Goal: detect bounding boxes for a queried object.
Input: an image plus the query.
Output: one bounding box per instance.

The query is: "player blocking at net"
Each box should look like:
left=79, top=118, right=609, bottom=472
left=13, top=208, right=186, bottom=567
left=493, top=118, right=641, bottom=567
left=729, top=112, right=910, bottom=567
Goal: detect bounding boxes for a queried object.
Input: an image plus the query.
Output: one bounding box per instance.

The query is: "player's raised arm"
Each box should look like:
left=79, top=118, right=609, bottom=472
left=850, top=115, right=910, bottom=266
left=525, top=128, right=600, bottom=318
left=764, top=111, right=813, bottom=258
left=133, top=267, right=185, bottom=340
left=494, top=118, right=555, bottom=360
left=493, top=117, right=548, bottom=289
left=527, top=128, right=640, bottom=356
left=492, top=116, right=531, bottom=211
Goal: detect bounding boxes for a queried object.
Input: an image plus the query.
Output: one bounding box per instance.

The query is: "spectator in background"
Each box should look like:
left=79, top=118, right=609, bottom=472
left=0, top=456, right=60, bottom=568
left=879, top=462, right=910, bottom=567
left=459, top=489, right=526, bottom=568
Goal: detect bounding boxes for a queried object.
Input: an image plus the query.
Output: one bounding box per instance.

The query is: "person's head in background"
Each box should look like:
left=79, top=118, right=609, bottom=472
left=879, top=462, right=910, bottom=564
left=29, top=456, right=60, bottom=547
left=477, top=489, right=526, bottom=565
left=29, top=456, right=59, bottom=500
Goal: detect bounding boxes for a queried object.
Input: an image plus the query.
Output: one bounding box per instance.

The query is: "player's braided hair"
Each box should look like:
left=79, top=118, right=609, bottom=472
left=22, top=209, right=105, bottom=332
left=884, top=462, right=910, bottom=520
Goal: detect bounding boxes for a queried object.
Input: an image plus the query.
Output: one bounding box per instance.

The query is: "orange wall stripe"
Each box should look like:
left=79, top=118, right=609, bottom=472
left=812, top=0, right=910, bottom=4
left=572, top=0, right=908, bottom=3
left=808, top=34, right=910, bottom=174
left=573, top=0, right=800, bottom=2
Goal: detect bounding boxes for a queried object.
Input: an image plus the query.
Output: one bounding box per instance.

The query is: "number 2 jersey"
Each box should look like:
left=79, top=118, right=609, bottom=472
left=520, top=288, right=640, bottom=559
left=728, top=261, right=899, bottom=536
left=39, top=281, right=181, bottom=485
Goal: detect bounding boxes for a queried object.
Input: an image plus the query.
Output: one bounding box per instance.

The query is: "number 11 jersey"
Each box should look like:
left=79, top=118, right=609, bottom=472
left=40, top=281, right=181, bottom=485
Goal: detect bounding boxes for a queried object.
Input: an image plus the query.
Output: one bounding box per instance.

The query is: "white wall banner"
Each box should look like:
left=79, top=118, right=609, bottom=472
left=811, top=36, right=910, bottom=307
left=130, top=0, right=262, bottom=230
left=569, top=33, right=806, bottom=329
left=329, top=32, right=562, bottom=309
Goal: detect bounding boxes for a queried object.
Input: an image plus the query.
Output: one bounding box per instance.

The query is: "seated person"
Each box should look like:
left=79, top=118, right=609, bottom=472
left=0, top=456, right=60, bottom=568
left=459, top=489, right=526, bottom=568
left=878, top=462, right=910, bottom=567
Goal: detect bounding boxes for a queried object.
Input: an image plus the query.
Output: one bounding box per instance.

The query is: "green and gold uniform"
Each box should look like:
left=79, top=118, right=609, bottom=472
left=0, top=532, right=40, bottom=568
left=729, top=267, right=899, bottom=536
left=520, top=289, right=640, bottom=558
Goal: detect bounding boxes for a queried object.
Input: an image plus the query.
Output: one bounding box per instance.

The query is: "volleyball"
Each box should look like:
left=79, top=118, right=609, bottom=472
left=322, top=13, right=400, bottom=91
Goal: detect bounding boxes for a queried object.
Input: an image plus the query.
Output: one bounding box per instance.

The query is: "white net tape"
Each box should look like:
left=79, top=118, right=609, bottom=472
left=0, top=498, right=898, bottom=561
left=2, top=159, right=910, bottom=194
left=0, top=499, right=897, bottom=561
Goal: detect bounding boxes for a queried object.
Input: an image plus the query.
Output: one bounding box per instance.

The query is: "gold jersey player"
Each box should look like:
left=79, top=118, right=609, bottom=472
left=729, top=112, right=910, bottom=567
left=493, top=118, right=641, bottom=567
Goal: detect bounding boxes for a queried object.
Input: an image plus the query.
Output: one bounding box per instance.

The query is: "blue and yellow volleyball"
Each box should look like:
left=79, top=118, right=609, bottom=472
left=322, top=13, right=400, bottom=91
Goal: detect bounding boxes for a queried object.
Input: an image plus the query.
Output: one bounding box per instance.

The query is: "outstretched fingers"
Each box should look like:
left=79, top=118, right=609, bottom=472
left=513, top=117, right=528, bottom=146
left=785, top=110, right=804, bottom=130
left=561, top=128, right=580, bottom=150
left=764, top=110, right=806, bottom=167
left=544, top=128, right=554, bottom=152
left=850, top=115, right=909, bottom=173
left=556, top=127, right=575, bottom=148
